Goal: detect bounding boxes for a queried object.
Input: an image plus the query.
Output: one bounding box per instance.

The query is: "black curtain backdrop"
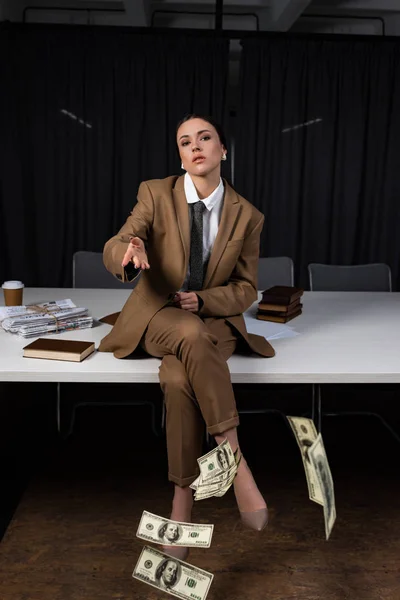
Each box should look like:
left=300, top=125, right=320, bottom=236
left=236, top=37, right=400, bottom=290
left=0, top=24, right=230, bottom=287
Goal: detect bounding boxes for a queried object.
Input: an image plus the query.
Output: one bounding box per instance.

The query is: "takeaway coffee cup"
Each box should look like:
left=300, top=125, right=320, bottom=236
left=2, top=280, right=24, bottom=306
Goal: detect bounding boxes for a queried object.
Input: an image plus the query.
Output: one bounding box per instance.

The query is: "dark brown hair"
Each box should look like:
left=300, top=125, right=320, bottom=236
left=176, top=114, right=227, bottom=149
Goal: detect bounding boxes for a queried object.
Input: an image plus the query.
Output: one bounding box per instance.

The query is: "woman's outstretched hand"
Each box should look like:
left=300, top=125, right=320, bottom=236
left=173, top=291, right=199, bottom=312
left=122, top=237, right=150, bottom=270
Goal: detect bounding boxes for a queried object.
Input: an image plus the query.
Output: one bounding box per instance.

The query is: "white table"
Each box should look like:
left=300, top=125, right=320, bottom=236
left=1, top=289, right=400, bottom=384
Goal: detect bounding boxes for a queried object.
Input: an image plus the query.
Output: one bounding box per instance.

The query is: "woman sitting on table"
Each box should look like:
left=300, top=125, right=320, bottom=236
left=99, top=114, right=275, bottom=560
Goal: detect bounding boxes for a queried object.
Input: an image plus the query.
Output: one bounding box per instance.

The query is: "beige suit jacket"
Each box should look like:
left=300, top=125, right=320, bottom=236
left=98, top=175, right=275, bottom=359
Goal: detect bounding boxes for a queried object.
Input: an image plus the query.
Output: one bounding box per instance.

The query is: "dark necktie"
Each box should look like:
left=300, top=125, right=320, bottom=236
left=188, top=201, right=206, bottom=290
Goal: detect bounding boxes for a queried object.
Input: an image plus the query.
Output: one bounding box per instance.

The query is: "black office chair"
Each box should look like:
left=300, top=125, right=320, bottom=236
left=308, top=263, right=392, bottom=292
left=55, top=251, right=162, bottom=439
left=307, top=262, right=398, bottom=443
left=258, top=256, right=294, bottom=290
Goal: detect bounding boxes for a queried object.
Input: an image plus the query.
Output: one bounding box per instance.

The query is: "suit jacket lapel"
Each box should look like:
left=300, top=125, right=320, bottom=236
left=173, top=176, right=190, bottom=272
left=203, top=181, right=240, bottom=288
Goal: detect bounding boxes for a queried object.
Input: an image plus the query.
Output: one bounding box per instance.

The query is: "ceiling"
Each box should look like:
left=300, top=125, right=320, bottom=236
left=1, top=0, right=399, bottom=34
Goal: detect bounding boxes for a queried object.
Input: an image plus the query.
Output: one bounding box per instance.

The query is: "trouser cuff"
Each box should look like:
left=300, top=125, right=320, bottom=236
left=168, top=471, right=200, bottom=487
left=207, top=415, right=239, bottom=436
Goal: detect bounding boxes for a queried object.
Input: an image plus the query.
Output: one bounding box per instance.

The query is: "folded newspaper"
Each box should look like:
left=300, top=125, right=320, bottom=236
left=0, top=299, right=93, bottom=338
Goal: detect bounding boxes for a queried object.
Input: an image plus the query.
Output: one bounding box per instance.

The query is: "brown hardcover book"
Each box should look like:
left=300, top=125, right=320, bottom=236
left=258, top=303, right=303, bottom=318
left=23, top=338, right=95, bottom=362
left=256, top=308, right=302, bottom=324
left=261, top=286, right=304, bottom=306
left=258, top=298, right=301, bottom=313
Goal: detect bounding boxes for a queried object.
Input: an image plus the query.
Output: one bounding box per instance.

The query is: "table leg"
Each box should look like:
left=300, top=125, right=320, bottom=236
left=311, top=383, right=322, bottom=433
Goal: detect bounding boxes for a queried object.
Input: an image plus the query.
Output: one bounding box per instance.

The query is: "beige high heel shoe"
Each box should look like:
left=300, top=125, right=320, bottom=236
left=234, top=451, right=269, bottom=532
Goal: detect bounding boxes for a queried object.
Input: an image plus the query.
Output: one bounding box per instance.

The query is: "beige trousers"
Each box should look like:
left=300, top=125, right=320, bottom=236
left=139, top=306, right=240, bottom=486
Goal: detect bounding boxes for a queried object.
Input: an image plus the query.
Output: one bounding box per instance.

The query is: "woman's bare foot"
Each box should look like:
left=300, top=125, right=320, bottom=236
left=170, top=485, right=193, bottom=523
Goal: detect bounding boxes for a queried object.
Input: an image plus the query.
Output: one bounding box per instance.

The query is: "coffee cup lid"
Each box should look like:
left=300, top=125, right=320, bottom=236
left=2, top=280, right=24, bottom=289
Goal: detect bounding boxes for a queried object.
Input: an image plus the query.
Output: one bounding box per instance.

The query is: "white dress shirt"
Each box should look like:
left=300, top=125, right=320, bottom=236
left=180, top=172, right=224, bottom=291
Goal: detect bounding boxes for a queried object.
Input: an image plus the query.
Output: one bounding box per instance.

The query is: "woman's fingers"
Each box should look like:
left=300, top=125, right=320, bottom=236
left=175, top=292, right=198, bottom=312
left=122, top=245, right=150, bottom=269
left=179, top=300, right=197, bottom=311
left=122, top=247, right=134, bottom=267
left=132, top=257, right=149, bottom=270
left=122, top=248, right=139, bottom=268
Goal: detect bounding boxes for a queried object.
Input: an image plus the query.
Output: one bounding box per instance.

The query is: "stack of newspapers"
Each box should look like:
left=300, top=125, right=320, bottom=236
left=0, top=299, right=93, bottom=338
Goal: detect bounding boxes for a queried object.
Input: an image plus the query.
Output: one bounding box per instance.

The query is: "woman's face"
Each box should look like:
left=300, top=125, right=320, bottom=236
left=177, top=118, right=226, bottom=178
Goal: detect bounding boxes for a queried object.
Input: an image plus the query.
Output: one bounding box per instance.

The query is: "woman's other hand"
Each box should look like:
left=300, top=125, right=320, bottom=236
left=122, top=237, right=150, bottom=270
left=173, top=292, right=199, bottom=312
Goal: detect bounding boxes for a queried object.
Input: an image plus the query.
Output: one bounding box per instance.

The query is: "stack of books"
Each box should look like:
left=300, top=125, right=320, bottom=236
left=257, top=285, right=304, bottom=323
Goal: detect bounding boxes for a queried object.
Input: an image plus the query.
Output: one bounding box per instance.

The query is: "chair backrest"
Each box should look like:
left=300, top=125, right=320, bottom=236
left=258, top=256, right=294, bottom=290
left=73, top=251, right=139, bottom=289
left=308, top=263, right=392, bottom=292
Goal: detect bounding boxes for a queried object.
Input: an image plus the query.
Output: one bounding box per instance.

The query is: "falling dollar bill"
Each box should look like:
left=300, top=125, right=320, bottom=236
left=133, top=545, right=214, bottom=600
left=194, top=465, right=238, bottom=500
left=212, top=468, right=238, bottom=498
left=136, top=511, right=214, bottom=548
left=197, top=439, right=236, bottom=482
left=191, top=447, right=240, bottom=490
left=193, top=463, right=237, bottom=494
left=308, top=434, right=337, bottom=541
left=287, top=416, right=324, bottom=506
left=192, top=441, right=239, bottom=501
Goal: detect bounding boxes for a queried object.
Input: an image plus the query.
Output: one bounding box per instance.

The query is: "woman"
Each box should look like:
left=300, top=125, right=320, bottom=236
left=99, top=114, right=275, bottom=561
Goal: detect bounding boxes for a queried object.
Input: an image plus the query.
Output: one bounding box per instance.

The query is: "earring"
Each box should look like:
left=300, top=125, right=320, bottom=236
left=181, top=162, right=185, bottom=170
left=221, top=154, right=227, bottom=161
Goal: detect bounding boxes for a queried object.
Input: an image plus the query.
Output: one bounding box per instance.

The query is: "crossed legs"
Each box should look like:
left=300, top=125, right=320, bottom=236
left=140, top=307, right=266, bottom=525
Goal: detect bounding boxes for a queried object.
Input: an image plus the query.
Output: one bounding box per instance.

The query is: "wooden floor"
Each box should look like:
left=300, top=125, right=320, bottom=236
left=0, top=386, right=399, bottom=600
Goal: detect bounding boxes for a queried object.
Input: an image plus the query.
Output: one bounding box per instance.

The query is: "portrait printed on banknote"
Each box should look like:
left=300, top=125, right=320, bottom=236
left=155, top=558, right=182, bottom=590
left=298, top=423, right=315, bottom=463
left=158, top=521, right=183, bottom=545
left=216, top=447, right=229, bottom=471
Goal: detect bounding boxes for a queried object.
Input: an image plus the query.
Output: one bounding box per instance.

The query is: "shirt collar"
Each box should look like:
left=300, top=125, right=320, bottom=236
left=184, top=172, right=224, bottom=211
